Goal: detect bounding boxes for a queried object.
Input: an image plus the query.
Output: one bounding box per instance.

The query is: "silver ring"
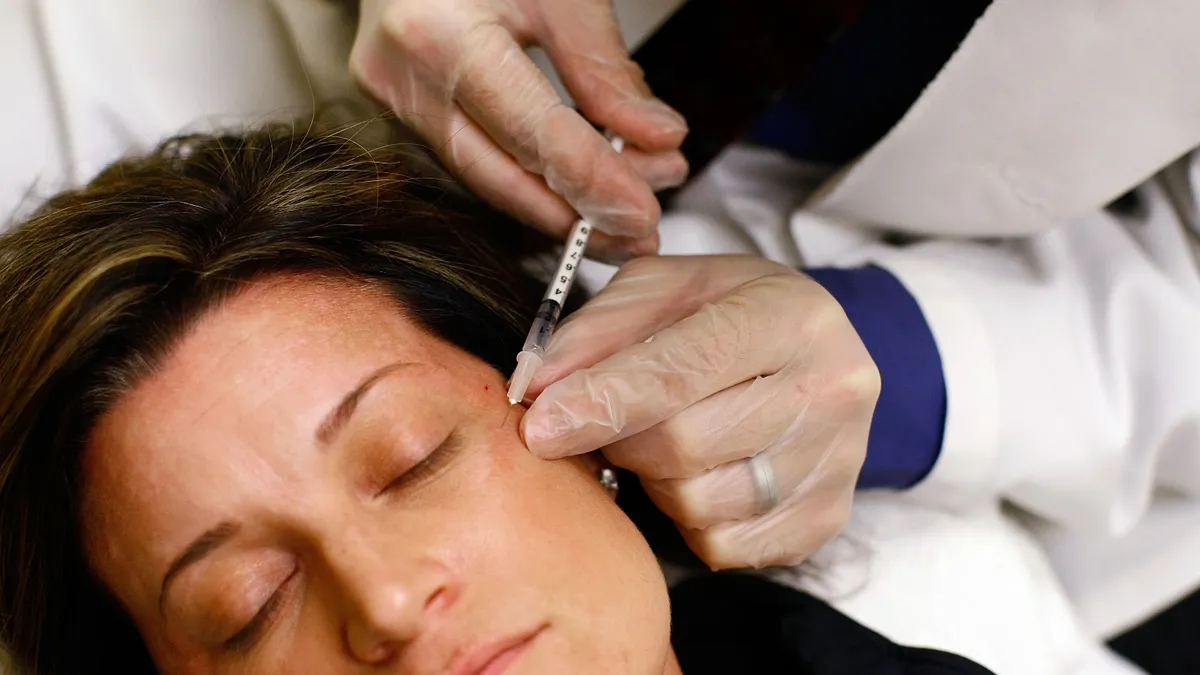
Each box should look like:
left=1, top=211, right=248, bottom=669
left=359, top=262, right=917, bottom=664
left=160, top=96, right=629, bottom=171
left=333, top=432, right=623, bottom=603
left=749, top=454, right=781, bottom=512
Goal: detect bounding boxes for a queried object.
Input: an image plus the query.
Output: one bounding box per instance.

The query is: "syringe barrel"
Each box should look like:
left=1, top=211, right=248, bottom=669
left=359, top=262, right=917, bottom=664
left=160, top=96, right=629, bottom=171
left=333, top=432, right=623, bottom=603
left=543, top=218, right=592, bottom=302
left=520, top=298, right=562, bottom=355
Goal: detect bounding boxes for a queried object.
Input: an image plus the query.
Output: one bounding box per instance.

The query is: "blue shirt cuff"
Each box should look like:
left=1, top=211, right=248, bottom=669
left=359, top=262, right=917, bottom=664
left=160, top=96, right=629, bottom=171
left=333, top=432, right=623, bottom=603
left=804, top=265, right=947, bottom=489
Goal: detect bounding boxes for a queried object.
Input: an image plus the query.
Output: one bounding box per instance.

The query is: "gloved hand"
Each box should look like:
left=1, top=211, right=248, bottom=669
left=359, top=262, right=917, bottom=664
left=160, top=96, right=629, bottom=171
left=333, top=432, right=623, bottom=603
left=349, top=0, right=690, bottom=259
left=521, top=256, right=880, bottom=569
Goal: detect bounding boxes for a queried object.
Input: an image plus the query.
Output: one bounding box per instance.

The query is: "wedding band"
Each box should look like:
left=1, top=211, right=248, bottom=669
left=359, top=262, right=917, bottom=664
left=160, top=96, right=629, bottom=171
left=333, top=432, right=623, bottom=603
left=749, top=454, right=781, bottom=512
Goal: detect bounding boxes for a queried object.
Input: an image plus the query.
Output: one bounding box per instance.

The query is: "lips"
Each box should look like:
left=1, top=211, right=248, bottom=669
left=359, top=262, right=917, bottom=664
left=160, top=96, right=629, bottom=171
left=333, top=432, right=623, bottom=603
left=445, top=624, right=547, bottom=675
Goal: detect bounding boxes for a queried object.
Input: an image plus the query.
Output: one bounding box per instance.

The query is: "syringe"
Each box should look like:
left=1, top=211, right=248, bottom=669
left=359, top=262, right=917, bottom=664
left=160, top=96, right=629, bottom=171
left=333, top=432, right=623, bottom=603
left=506, top=135, right=626, bottom=405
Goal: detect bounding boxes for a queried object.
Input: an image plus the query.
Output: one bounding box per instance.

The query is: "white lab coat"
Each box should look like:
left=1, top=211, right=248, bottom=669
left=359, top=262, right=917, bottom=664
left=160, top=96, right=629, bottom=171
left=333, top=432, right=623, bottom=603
left=633, top=2, right=1200, bottom=672
left=3, top=1, right=1199, bottom=674
left=653, top=144, right=1200, bottom=675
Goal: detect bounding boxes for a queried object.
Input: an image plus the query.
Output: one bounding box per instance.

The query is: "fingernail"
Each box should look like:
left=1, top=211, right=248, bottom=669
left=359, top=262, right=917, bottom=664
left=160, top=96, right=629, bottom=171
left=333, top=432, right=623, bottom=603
left=630, top=235, right=659, bottom=256
left=648, top=156, right=690, bottom=191
left=595, top=236, right=656, bottom=264
left=637, top=98, right=688, bottom=134
left=594, top=247, right=634, bottom=266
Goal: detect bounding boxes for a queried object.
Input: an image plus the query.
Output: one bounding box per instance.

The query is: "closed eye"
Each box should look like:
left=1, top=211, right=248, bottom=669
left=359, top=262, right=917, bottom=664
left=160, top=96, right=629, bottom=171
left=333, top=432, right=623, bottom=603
left=378, top=429, right=464, bottom=496
left=222, top=433, right=463, bottom=653
left=224, top=566, right=299, bottom=654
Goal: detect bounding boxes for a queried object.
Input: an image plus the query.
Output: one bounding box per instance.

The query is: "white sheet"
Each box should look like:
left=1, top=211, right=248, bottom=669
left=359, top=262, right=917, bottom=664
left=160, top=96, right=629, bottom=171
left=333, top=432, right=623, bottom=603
left=1, top=0, right=316, bottom=229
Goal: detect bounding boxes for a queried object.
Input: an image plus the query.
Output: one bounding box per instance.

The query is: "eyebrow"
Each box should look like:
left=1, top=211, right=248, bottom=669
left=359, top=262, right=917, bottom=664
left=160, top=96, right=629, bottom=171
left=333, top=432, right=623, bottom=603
left=159, top=520, right=241, bottom=614
left=157, top=361, right=418, bottom=613
left=315, top=360, right=418, bottom=446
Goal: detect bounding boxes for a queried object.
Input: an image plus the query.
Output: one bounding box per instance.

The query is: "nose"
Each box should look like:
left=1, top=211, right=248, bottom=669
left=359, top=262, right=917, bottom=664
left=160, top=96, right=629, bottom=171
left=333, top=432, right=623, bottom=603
left=329, top=533, right=457, bottom=664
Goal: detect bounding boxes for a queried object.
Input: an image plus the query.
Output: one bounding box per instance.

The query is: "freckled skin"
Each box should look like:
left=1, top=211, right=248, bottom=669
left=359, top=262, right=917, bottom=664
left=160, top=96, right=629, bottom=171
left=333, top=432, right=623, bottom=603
left=80, top=275, right=680, bottom=675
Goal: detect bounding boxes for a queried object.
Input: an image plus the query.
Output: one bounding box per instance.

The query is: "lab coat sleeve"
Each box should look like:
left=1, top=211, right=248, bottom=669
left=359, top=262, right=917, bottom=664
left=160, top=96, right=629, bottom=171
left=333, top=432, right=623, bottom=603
left=840, top=169, right=1200, bottom=535
left=805, top=266, right=948, bottom=490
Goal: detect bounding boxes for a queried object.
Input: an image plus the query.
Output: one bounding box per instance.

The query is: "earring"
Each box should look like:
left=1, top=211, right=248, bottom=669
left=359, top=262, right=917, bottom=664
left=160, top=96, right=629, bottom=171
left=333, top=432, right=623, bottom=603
left=598, top=467, right=619, bottom=497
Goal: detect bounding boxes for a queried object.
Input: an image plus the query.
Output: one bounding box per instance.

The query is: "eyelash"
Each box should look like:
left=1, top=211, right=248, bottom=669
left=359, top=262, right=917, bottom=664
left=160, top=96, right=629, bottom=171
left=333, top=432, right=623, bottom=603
left=378, top=430, right=461, bottom=496
left=221, top=432, right=463, bottom=654
left=224, top=567, right=298, bottom=654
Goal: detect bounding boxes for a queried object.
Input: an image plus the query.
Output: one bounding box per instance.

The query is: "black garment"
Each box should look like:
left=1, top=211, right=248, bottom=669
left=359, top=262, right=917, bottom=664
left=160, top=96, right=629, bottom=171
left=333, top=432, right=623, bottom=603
left=632, top=0, right=994, bottom=197
left=749, top=0, right=993, bottom=164
left=671, top=573, right=996, bottom=675
left=1109, top=585, right=1200, bottom=675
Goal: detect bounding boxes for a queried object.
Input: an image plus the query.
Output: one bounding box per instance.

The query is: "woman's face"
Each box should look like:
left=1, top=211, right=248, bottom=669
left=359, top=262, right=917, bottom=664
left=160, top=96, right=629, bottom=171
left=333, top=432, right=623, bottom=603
left=81, top=275, right=676, bottom=674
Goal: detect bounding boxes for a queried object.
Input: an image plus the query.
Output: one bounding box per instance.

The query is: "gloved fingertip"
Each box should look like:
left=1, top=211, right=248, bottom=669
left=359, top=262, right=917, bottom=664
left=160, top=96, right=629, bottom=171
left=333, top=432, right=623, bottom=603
left=698, top=551, right=733, bottom=572
left=520, top=410, right=574, bottom=459
left=677, top=527, right=718, bottom=570
left=592, top=247, right=634, bottom=266
left=645, top=154, right=690, bottom=192
left=630, top=234, right=659, bottom=256
left=585, top=205, right=656, bottom=242
left=635, top=98, right=688, bottom=135
left=592, top=232, right=658, bottom=263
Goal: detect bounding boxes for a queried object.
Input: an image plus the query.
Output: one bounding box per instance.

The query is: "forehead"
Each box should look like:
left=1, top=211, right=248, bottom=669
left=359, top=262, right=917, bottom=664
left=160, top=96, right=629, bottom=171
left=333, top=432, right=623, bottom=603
left=179, top=275, right=439, bottom=365
left=102, top=275, right=455, bottom=439
left=79, top=275, right=478, bottom=601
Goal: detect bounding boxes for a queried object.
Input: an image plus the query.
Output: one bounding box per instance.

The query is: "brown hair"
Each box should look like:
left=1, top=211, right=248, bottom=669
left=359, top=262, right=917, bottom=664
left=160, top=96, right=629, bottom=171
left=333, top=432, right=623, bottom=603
left=0, top=124, right=563, bottom=673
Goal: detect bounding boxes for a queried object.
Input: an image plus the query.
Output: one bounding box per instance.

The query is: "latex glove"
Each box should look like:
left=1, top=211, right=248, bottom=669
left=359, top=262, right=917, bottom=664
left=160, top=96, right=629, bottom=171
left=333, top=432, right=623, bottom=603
left=349, top=0, right=690, bottom=259
left=521, top=256, right=880, bottom=569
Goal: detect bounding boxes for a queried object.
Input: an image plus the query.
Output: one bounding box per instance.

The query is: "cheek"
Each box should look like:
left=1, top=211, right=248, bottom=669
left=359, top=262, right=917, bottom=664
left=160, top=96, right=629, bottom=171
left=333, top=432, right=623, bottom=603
left=465, top=441, right=669, bottom=598
left=429, top=427, right=609, bottom=574
left=141, top=627, right=219, bottom=675
left=471, top=449, right=673, bottom=670
left=475, top=409, right=606, bottom=513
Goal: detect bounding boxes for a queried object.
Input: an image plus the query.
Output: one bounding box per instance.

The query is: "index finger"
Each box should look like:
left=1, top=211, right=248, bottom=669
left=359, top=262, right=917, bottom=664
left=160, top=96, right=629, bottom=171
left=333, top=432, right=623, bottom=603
left=527, top=256, right=775, bottom=395
left=522, top=275, right=814, bottom=458
left=539, top=0, right=689, bottom=154
left=409, top=13, right=662, bottom=238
